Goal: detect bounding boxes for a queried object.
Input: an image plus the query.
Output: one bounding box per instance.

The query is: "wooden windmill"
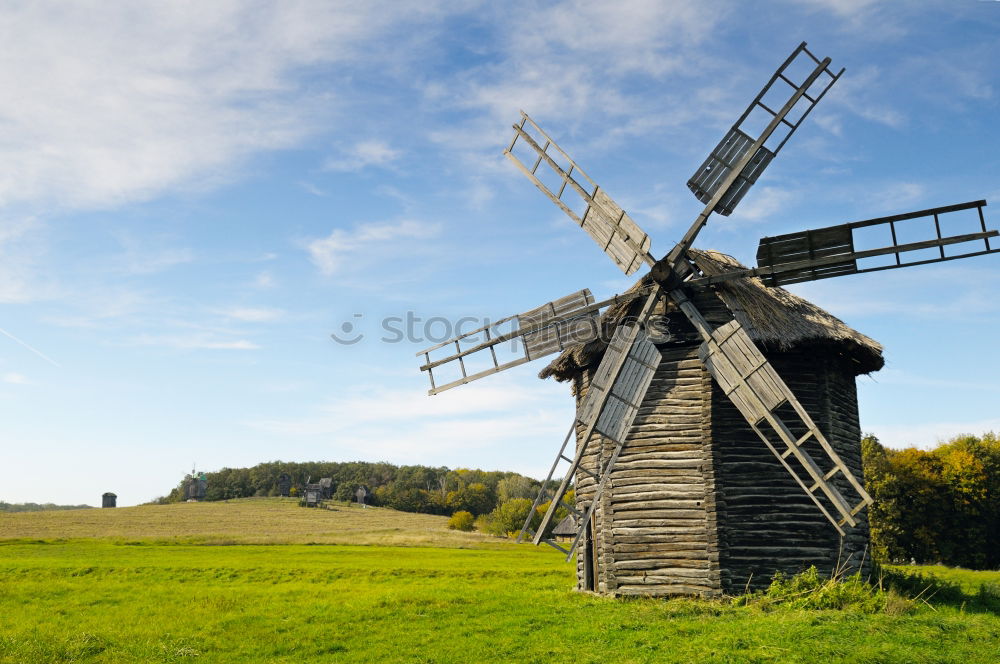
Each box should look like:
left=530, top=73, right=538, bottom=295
left=416, top=43, right=998, bottom=596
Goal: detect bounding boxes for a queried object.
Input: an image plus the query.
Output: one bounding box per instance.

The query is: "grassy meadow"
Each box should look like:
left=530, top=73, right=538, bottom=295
left=0, top=497, right=502, bottom=548
left=1, top=499, right=998, bottom=663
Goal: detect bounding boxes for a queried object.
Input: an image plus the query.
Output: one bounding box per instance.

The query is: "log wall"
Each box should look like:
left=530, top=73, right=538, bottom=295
left=571, top=338, right=871, bottom=596
left=574, top=347, right=721, bottom=597
left=712, top=349, right=870, bottom=592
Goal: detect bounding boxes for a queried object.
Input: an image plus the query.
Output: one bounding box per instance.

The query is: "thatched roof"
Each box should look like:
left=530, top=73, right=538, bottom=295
left=540, top=249, right=884, bottom=382
left=552, top=514, right=577, bottom=537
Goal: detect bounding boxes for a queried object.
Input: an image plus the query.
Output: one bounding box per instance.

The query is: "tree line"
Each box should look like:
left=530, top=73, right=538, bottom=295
left=155, top=430, right=999, bottom=569
left=862, top=432, right=999, bottom=569
left=157, top=460, right=547, bottom=518
left=0, top=502, right=91, bottom=512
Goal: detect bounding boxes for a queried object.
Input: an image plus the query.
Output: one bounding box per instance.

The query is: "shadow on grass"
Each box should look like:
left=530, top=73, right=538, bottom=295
left=724, top=564, right=1000, bottom=617
left=877, top=565, right=1000, bottom=615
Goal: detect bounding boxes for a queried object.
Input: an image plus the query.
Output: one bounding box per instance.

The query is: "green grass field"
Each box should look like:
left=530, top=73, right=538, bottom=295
left=1, top=499, right=998, bottom=663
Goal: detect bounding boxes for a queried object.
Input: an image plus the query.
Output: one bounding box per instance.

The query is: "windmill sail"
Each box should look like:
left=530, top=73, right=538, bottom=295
left=687, top=42, right=843, bottom=217
left=417, top=289, right=635, bottom=395
left=670, top=290, right=871, bottom=534
left=525, top=290, right=662, bottom=559
left=505, top=112, right=654, bottom=275
left=686, top=200, right=998, bottom=288
left=754, top=200, right=997, bottom=286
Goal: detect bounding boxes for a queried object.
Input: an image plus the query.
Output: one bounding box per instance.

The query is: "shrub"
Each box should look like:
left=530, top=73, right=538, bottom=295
left=487, top=498, right=534, bottom=537
left=447, top=510, right=474, bottom=531
left=473, top=514, right=491, bottom=532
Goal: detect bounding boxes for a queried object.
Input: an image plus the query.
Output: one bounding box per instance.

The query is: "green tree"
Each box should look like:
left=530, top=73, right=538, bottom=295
left=497, top=475, right=535, bottom=503
left=862, top=431, right=999, bottom=568
left=487, top=498, right=535, bottom=537
left=446, top=482, right=495, bottom=516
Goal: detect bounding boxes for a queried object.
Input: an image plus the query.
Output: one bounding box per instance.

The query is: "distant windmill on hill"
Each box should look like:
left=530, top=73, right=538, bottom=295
left=416, top=42, right=997, bottom=596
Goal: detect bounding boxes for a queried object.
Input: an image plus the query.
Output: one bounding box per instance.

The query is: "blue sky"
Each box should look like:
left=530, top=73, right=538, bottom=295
left=2, top=1, right=998, bottom=506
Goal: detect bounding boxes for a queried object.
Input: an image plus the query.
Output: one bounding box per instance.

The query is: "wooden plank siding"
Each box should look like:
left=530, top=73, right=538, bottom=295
left=712, top=350, right=870, bottom=593
left=568, top=289, right=871, bottom=597
left=574, top=347, right=720, bottom=597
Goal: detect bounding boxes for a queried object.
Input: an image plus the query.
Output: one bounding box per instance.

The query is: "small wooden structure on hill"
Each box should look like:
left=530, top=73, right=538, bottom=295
left=302, top=478, right=322, bottom=507
left=102, top=492, right=117, bottom=508
left=277, top=473, right=292, bottom=497
left=551, top=515, right=577, bottom=543
left=318, top=478, right=334, bottom=500
left=184, top=471, right=207, bottom=502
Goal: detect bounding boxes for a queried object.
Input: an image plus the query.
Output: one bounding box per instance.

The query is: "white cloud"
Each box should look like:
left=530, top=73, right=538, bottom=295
left=131, top=334, right=259, bottom=350
left=298, top=182, right=328, bottom=197
left=0, top=327, right=61, bottom=367
left=0, top=216, right=52, bottom=303
left=307, top=219, right=440, bottom=275
left=2, top=372, right=29, bottom=385
left=221, top=307, right=284, bottom=323
left=869, top=181, right=925, bottom=213
left=44, top=287, right=151, bottom=329
left=116, top=245, right=194, bottom=275
left=830, top=66, right=907, bottom=129
left=796, top=0, right=881, bottom=18
left=0, top=1, right=450, bottom=211
left=253, top=271, right=276, bottom=289
left=246, top=378, right=571, bottom=466
left=729, top=186, right=795, bottom=222
left=789, top=265, right=1000, bottom=319
left=324, top=140, right=402, bottom=172
left=424, top=0, right=728, bottom=159
left=813, top=113, right=844, bottom=137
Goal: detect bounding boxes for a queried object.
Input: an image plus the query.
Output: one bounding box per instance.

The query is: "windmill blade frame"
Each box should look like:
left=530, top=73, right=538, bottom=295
left=686, top=42, right=843, bottom=217
left=505, top=112, right=655, bottom=275
left=418, top=289, right=644, bottom=395
left=686, top=200, right=997, bottom=287
left=658, top=43, right=843, bottom=282
left=521, top=288, right=662, bottom=559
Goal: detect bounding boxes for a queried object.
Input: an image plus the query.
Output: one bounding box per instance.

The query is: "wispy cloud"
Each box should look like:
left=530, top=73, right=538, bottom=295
left=324, top=140, right=402, bottom=172
left=424, top=0, right=729, bottom=160
left=131, top=334, right=260, bottom=351
left=307, top=219, right=440, bottom=275
left=246, top=378, right=571, bottom=466
left=730, top=186, right=795, bottom=222
left=868, top=181, right=925, bottom=213
left=253, top=271, right=276, bottom=289
left=115, top=243, right=194, bottom=275
left=0, top=327, right=61, bottom=367
left=220, top=307, right=284, bottom=323
left=298, top=181, right=328, bottom=197
left=830, top=66, right=907, bottom=129
left=44, top=287, right=151, bottom=329
left=0, top=2, right=453, bottom=212
left=0, top=216, right=53, bottom=304
left=2, top=372, right=30, bottom=385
